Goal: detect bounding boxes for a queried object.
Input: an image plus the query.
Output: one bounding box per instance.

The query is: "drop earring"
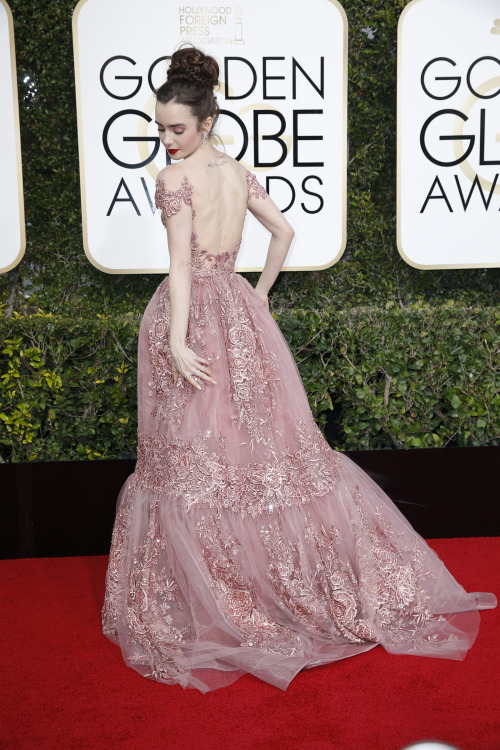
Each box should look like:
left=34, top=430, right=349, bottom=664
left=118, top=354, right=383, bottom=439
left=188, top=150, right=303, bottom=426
left=202, top=131, right=208, bottom=146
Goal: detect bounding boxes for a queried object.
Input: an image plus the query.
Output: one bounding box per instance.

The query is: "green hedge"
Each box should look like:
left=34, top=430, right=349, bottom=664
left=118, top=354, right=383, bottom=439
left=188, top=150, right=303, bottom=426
left=1, top=307, right=498, bottom=462
left=0, top=315, right=139, bottom=462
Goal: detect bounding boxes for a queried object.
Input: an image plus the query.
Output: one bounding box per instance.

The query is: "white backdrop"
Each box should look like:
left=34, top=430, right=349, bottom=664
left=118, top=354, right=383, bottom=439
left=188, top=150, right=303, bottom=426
left=73, top=0, right=347, bottom=274
left=0, top=0, right=25, bottom=274
left=398, top=0, right=500, bottom=269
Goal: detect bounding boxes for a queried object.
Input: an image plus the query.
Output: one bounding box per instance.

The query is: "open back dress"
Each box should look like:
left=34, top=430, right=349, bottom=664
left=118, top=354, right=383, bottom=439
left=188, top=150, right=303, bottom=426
left=101, top=161, right=496, bottom=692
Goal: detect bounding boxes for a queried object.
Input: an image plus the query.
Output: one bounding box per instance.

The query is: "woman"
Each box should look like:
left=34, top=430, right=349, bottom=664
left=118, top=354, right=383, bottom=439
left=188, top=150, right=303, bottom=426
left=102, top=47, right=496, bottom=693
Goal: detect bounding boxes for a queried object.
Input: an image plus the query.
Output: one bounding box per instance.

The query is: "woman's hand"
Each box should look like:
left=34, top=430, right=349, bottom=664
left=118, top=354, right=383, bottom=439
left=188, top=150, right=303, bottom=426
left=170, top=344, right=217, bottom=389
left=256, top=292, right=269, bottom=310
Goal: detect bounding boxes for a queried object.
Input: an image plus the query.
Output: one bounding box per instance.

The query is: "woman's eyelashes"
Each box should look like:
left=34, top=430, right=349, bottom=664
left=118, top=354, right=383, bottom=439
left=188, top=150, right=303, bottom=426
left=157, top=127, right=184, bottom=135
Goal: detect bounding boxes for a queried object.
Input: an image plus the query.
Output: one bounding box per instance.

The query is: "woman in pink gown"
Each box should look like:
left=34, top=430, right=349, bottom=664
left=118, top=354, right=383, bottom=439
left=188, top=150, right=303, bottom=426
left=101, top=47, right=496, bottom=693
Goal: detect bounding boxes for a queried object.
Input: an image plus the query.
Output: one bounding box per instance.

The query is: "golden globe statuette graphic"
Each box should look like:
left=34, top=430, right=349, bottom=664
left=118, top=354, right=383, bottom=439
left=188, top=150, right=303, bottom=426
left=72, top=0, right=347, bottom=274
left=0, top=0, right=25, bottom=274
left=397, top=0, right=500, bottom=269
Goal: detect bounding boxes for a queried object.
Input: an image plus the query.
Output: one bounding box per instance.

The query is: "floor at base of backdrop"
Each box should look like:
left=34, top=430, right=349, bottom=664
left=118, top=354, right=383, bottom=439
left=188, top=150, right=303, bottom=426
left=1, top=538, right=499, bottom=750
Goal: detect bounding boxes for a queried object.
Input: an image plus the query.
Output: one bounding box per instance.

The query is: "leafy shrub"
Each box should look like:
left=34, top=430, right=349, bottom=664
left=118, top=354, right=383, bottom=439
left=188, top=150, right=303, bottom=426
left=278, top=306, right=500, bottom=449
left=0, top=314, right=139, bottom=462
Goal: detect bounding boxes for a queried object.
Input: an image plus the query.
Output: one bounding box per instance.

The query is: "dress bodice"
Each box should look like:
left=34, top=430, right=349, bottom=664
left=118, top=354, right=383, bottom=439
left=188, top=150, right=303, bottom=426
left=189, top=234, right=241, bottom=279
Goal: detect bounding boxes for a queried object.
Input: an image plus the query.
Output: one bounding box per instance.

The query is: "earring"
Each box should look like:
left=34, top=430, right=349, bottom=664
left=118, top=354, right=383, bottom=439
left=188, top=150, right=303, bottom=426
left=202, top=131, right=208, bottom=146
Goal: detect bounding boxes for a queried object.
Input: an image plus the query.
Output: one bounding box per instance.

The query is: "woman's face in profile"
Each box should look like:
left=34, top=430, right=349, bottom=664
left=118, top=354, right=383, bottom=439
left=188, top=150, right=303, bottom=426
left=155, top=100, right=201, bottom=161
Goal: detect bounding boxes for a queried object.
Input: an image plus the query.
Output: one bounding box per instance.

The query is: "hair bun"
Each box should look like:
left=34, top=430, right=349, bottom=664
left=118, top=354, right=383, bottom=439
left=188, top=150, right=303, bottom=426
left=167, top=46, right=219, bottom=90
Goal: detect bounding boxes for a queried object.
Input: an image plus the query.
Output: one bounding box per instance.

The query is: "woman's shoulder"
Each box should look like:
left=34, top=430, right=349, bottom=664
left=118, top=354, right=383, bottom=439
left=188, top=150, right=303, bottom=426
left=223, top=153, right=245, bottom=171
left=220, top=157, right=265, bottom=194
left=224, top=155, right=252, bottom=180
left=155, top=165, right=194, bottom=215
left=212, top=157, right=267, bottom=203
left=243, top=167, right=268, bottom=201
left=156, top=163, right=190, bottom=188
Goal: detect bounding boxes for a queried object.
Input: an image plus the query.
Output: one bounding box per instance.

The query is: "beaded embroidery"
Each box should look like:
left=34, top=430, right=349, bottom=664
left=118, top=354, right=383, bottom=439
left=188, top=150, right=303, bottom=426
left=245, top=170, right=268, bottom=203
left=134, top=421, right=341, bottom=517
left=260, top=517, right=377, bottom=644
left=155, top=175, right=193, bottom=225
left=195, top=512, right=303, bottom=655
left=350, top=491, right=457, bottom=651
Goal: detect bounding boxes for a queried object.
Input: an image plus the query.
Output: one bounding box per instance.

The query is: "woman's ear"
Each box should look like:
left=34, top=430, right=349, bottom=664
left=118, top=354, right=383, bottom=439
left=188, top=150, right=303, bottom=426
left=202, top=116, right=214, bottom=134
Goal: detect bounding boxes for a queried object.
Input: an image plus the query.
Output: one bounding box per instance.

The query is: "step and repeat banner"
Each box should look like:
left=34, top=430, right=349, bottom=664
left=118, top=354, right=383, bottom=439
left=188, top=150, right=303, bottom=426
left=3, top=0, right=499, bottom=275
left=72, top=0, right=348, bottom=273
left=398, top=0, right=500, bottom=268
left=0, top=0, right=25, bottom=274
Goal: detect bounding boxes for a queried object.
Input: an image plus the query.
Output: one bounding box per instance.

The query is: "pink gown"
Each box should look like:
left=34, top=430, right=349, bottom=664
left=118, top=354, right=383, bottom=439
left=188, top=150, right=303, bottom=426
left=102, top=169, right=496, bottom=692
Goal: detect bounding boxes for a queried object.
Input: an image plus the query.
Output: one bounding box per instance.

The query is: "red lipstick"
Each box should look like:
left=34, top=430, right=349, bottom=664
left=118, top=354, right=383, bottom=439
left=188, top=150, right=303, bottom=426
left=168, top=149, right=179, bottom=155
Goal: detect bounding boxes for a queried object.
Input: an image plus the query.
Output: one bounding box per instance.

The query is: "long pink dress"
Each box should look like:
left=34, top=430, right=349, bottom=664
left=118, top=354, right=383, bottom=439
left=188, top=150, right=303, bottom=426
left=102, top=169, right=496, bottom=692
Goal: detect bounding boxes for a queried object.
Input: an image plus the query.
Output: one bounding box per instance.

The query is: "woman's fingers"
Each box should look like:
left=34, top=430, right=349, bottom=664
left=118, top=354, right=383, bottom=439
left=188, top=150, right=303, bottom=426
left=198, top=372, right=217, bottom=385
left=192, top=362, right=217, bottom=384
left=259, top=295, right=269, bottom=310
left=191, top=365, right=217, bottom=385
left=176, top=364, right=217, bottom=388
left=171, top=349, right=217, bottom=388
left=186, top=373, right=202, bottom=390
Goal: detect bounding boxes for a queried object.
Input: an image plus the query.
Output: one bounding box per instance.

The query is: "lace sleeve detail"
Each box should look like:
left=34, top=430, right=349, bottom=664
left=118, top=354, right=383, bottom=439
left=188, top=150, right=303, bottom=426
left=245, top=170, right=268, bottom=205
left=155, top=174, right=193, bottom=226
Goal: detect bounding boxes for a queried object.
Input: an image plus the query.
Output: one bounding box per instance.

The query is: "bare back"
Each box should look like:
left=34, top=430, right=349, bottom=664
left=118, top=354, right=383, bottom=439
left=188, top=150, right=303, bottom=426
left=158, top=153, right=250, bottom=258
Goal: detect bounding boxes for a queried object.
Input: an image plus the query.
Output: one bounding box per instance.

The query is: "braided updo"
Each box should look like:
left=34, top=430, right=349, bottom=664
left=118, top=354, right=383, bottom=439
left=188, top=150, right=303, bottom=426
left=156, top=46, right=220, bottom=135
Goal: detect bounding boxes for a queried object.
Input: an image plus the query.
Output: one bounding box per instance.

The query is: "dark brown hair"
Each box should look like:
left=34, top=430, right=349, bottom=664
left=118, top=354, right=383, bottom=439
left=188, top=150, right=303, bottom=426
left=156, top=46, right=220, bottom=134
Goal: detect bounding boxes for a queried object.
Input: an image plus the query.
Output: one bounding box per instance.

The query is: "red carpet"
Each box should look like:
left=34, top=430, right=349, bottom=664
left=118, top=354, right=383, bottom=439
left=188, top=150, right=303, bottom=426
left=1, top=538, right=499, bottom=750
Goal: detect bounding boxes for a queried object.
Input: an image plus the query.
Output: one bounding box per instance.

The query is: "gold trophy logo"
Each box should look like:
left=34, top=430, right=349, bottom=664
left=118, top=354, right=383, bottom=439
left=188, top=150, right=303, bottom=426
left=234, top=7, right=243, bottom=44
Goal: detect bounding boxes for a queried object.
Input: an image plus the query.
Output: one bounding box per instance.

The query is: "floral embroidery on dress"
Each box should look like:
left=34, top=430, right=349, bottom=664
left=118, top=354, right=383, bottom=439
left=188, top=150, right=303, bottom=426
left=147, top=279, right=199, bottom=427
left=150, top=172, right=277, bottom=437
left=125, top=499, right=190, bottom=685
left=146, top=231, right=285, bottom=444
left=155, top=174, right=194, bottom=224
left=246, top=170, right=268, bottom=203
left=102, top=485, right=137, bottom=637
left=195, top=512, right=302, bottom=654
left=351, top=491, right=458, bottom=651
left=102, top=485, right=190, bottom=687
left=190, top=231, right=241, bottom=279
left=260, top=518, right=377, bottom=644
left=134, top=421, right=340, bottom=517
left=219, top=284, right=281, bottom=448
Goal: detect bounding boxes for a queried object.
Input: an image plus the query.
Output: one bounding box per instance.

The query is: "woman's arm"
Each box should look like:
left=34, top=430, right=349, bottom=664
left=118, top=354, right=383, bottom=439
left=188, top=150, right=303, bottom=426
left=246, top=188, right=295, bottom=303
left=165, top=205, right=193, bottom=351
left=157, top=171, right=216, bottom=388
